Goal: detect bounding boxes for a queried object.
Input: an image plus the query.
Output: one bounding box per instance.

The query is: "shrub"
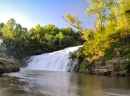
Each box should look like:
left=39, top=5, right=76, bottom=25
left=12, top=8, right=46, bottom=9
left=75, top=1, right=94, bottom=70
left=123, top=60, right=130, bottom=73
left=113, top=64, right=121, bottom=72
left=79, top=60, right=87, bottom=73
left=69, top=51, right=77, bottom=59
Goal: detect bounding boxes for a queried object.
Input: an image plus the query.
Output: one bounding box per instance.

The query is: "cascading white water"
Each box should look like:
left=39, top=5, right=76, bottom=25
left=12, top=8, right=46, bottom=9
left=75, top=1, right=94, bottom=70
left=25, top=46, right=82, bottom=71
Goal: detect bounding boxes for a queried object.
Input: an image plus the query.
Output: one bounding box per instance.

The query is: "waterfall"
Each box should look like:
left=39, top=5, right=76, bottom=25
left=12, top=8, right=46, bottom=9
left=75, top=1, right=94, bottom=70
left=25, top=46, right=82, bottom=71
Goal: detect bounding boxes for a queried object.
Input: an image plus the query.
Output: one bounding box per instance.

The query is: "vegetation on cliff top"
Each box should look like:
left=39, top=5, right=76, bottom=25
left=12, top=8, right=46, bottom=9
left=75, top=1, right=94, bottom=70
left=66, top=0, right=130, bottom=74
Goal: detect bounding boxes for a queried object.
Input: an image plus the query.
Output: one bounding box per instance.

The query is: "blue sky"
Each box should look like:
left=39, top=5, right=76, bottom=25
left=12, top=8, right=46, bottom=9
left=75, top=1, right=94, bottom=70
left=0, top=0, right=92, bottom=29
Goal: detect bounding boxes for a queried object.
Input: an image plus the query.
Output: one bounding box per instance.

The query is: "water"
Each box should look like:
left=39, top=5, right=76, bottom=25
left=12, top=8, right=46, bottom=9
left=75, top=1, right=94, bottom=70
left=1, top=46, right=130, bottom=96
left=1, top=68, right=130, bottom=96
left=25, top=46, right=82, bottom=71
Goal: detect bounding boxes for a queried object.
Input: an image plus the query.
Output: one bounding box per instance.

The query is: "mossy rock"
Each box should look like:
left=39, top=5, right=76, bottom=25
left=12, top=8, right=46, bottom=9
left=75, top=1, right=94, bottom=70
left=0, top=58, right=20, bottom=74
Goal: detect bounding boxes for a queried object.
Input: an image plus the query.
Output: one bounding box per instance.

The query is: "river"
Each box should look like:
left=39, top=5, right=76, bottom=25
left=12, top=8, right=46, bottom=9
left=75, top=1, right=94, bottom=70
left=0, top=68, right=130, bottom=96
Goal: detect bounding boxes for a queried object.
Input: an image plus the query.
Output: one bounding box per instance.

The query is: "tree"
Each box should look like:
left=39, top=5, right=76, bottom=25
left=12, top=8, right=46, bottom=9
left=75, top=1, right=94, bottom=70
left=0, top=18, right=82, bottom=59
left=0, top=22, right=4, bottom=38
left=1, top=18, right=28, bottom=58
left=63, top=13, right=83, bottom=34
left=86, top=0, right=107, bottom=33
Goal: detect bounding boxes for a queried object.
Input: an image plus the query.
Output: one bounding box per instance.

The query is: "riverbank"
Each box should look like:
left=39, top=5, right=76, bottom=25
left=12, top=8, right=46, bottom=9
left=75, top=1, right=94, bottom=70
left=0, top=58, right=20, bottom=75
left=72, top=55, right=130, bottom=77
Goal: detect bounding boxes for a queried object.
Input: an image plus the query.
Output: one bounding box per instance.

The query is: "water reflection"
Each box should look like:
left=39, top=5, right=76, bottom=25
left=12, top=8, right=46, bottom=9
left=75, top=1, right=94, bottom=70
left=0, top=76, right=30, bottom=96
left=76, top=74, right=130, bottom=96
left=1, top=69, right=130, bottom=96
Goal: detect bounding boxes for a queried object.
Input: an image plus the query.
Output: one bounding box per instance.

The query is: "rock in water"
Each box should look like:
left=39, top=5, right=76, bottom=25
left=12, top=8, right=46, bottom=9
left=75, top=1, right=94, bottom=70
left=0, top=58, right=20, bottom=75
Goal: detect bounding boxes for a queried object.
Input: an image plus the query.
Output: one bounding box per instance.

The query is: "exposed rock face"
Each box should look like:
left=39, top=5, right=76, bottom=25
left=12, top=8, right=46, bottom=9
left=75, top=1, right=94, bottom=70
left=0, top=58, right=20, bottom=75
left=21, top=56, right=30, bottom=68
left=85, top=57, right=127, bottom=76
left=89, top=65, right=113, bottom=75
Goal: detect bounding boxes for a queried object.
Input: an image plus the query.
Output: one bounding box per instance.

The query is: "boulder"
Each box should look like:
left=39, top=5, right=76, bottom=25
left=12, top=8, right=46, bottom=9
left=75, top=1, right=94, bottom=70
left=0, top=58, right=20, bottom=75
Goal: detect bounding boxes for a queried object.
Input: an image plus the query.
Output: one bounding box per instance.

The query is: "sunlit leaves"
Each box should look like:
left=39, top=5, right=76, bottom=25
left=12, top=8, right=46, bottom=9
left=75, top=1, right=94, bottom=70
left=64, top=13, right=82, bottom=33
left=0, top=18, right=82, bottom=59
left=85, top=0, right=107, bottom=33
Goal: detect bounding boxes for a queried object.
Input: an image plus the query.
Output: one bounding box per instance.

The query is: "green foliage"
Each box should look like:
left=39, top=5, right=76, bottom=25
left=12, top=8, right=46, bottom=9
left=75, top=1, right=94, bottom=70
left=63, top=13, right=83, bottom=34
left=105, top=48, right=115, bottom=59
left=0, top=53, right=6, bottom=57
left=0, top=19, right=82, bottom=59
left=66, top=0, right=130, bottom=74
left=123, top=60, right=130, bottom=73
left=86, top=0, right=106, bottom=33
left=104, top=41, right=120, bottom=59
left=78, top=60, right=87, bottom=73
left=69, top=51, right=77, bottom=59
left=113, top=64, right=121, bottom=72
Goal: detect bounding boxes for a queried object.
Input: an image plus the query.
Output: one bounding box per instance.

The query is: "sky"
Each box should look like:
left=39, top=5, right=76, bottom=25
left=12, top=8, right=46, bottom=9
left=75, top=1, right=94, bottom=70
left=0, top=0, right=92, bottom=30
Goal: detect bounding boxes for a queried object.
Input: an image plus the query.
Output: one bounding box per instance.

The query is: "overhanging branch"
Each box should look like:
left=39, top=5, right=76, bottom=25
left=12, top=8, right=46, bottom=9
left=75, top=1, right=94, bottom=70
left=61, top=15, right=84, bottom=35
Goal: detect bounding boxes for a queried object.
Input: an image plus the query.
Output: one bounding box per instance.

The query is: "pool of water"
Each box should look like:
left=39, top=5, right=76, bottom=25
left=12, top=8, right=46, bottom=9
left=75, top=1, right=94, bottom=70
left=1, top=68, right=130, bottom=96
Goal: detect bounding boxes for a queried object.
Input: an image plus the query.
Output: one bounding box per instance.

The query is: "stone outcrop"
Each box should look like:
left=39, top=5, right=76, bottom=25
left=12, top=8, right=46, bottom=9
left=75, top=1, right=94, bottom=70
left=85, top=56, right=127, bottom=76
left=0, top=58, right=20, bottom=75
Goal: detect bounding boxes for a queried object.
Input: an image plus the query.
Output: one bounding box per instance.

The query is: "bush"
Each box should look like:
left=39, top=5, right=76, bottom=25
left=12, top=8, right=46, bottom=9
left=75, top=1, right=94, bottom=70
left=105, top=47, right=115, bottom=59
left=123, top=60, right=130, bottom=73
left=113, top=64, right=121, bottom=72
left=69, top=51, right=77, bottom=59
left=79, top=60, right=87, bottom=73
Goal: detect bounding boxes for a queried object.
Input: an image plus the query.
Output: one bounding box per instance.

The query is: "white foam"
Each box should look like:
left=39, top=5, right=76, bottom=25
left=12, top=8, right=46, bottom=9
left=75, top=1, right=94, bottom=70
left=25, top=46, right=83, bottom=71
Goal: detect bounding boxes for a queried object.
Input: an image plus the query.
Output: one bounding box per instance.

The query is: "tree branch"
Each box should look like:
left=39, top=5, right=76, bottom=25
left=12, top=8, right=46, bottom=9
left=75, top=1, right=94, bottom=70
left=61, top=15, right=84, bottom=35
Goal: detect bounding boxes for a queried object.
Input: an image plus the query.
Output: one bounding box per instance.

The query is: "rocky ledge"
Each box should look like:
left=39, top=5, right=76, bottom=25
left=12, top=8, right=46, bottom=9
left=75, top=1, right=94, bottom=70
left=85, top=57, right=128, bottom=77
left=0, top=58, right=20, bottom=75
